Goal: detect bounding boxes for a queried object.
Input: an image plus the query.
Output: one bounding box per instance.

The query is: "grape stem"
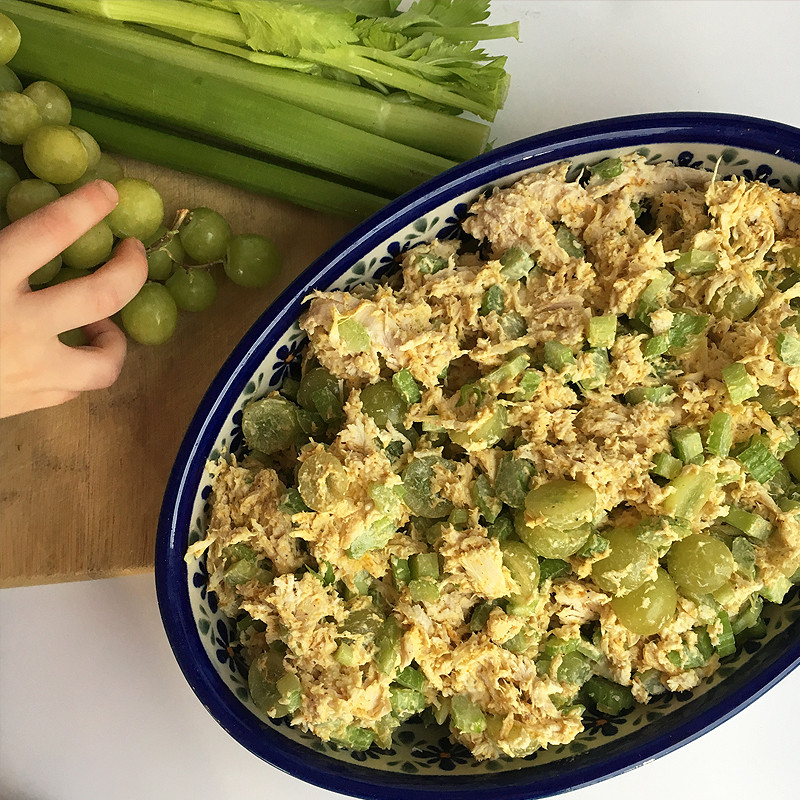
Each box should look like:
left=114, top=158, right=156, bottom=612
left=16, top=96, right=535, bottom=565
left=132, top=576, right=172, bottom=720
left=144, top=207, right=189, bottom=254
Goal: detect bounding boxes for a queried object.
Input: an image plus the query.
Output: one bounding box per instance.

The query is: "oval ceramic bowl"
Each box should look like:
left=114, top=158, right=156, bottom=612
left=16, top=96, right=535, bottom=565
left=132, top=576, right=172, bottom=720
left=156, top=112, right=800, bottom=800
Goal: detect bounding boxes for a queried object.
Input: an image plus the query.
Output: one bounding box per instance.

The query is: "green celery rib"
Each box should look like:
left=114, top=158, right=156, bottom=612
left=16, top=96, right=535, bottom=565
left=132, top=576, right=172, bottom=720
left=6, top=0, right=456, bottom=196
left=151, top=31, right=490, bottom=161
left=70, top=107, right=387, bottom=219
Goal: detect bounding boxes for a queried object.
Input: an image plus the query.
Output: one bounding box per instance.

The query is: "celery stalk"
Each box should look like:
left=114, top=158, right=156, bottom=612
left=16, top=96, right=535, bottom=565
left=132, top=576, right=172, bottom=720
left=71, top=107, right=386, bottom=219
left=6, top=0, right=456, bottom=196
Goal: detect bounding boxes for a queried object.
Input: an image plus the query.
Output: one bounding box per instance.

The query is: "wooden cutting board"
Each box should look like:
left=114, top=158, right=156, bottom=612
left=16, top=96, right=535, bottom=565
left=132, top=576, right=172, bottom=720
left=0, top=159, right=355, bottom=587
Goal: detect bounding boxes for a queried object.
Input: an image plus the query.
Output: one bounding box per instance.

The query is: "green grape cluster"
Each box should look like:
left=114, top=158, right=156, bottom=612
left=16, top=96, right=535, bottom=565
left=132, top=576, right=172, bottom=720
left=0, top=12, right=282, bottom=347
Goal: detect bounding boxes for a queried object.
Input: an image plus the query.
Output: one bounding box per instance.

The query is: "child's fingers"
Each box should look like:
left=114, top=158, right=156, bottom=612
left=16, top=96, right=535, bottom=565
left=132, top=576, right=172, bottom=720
left=28, top=237, right=147, bottom=334
left=58, top=318, right=129, bottom=392
left=0, top=181, right=119, bottom=288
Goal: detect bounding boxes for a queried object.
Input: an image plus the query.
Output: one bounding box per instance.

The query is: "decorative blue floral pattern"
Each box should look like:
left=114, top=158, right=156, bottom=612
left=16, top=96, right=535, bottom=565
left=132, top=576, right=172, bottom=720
left=183, top=141, right=800, bottom=778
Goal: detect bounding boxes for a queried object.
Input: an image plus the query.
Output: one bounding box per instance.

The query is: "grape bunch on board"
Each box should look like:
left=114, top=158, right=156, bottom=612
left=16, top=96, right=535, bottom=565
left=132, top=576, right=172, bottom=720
left=0, top=11, right=281, bottom=348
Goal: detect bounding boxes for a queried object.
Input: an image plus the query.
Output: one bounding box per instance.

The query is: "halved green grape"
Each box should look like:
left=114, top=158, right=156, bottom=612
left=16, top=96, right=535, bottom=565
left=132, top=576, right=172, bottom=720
left=106, top=177, right=163, bottom=240
left=297, top=366, right=342, bottom=422
left=298, top=450, right=350, bottom=511
left=611, top=568, right=678, bottom=635
left=524, top=479, right=596, bottom=530
left=61, top=221, right=113, bottom=269
left=360, top=380, right=407, bottom=429
left=0, top=13, right=21, bottom=65
left=93, top=153, right=124, bottom=185
left=225, top=233, right=280, bottom=288
left=0, top=91, right=42, bottom=145
left=557, top=650, right=593, bottom=686
left=242, top=397, right=301, bottom=456
left=401, top=455, right=455, bottom=519
left=591, top=528, right=658, bottom=595
left=450, top=403, right=508, bottom=448
left=165, top=267, right=217, bottom=312
left=0, top=158, right=19, bottom=208
left=179, top=206, right=231, bottom=263
left=28, top=254, right=61, bottom=287
left=515, top=512, right=591, bottom=559
left=5, top=178, right=59, bottom=221
left=0, top=64, right=22, bottom=93
left=710, top=284, right=762, bottom=321
left=501, top=539, right=540, bottom=607
left=666, top=534, right=734, bottom=595
left=68, top=126, right=101, bottom=169
left=119, top=281, right=178, bottom=345
left=23, top=125, right=88, bottom=184
left=22, top=81, right=71, bottom=126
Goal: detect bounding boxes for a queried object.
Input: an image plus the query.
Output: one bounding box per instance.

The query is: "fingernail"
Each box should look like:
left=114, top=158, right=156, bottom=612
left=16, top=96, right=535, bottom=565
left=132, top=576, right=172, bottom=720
left=96, top=179, right=118, bottom=204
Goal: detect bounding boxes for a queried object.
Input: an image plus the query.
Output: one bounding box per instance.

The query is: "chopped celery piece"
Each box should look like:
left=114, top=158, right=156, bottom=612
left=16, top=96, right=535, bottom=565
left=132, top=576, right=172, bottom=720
left=588, top=314, right=617, bottom=348
left=499, top=246, right=536, bottom=281
left=409, top=578, right=440, bottom=603
left=409, top=553, right=440, bottom=580
left=579, top=348, right=610, bottom=391
left=581, top=676, right=635, bottom=716
left=721, top=362, right=758, bottom=404
left=501, top=630, right=532, bottom=653
left=448, top=508, right=470, bottom=527
left=499, top=310, right=528, bottom=339
left=544, top=340, right=576, bottom=374
left=662, top=469, right=715, bottom=520
left=480, top=284, right=505, bottom=315
left=337, top=317, right=370, bottom=353
left=390, top=555, right=411, bottom=588
left=224, top=559, right=272, bottom=586
left=731, top=594, right=763, bottom=635
left=588, top=157, right=624, bottom=179
left=668, top=311, right=709, bottom=354
left=334, top=642, right=355, bottom=666
left=715, top=610, right=736, bottom=657
left=374, top=617, right=401, bottom=676
left=634, top=515, right=690, bottom=548
left=651, top=451, right=683, bottom=480
left=333, top=726, right=375, bottom=751
left=472, top=473, right=502, bottom=524
left=469, top=600, right=494, bottom=632
left=390, top=686, right=426, bottom=722
left=636, top=270, right=674, bottom=319
left=736, top=437, right=783, bottom=483
left=673, top=249, right=718, bottom=275
left=538, top=558, right=571, bottom=582
left=761, top=575, right=792, bottom=603
left=671, top=426, right=704, bottom=465
left=450, top=695, right=486, bottom=733
left=495, top=455, right=536, bottom=508
left=487, top=514, right=515, bottom=542
left=392, top=369, right=422, bottom=405
left=731, top=537, right=757, bottom=580
left=725, top=506, right=772, bottom=541
left=307, top=561, right=335, bottom=586
left=514, top=369, right=543, bottom=401
left=555, top=225, right=584, bottom=258
left=705, top=411, right=733, bottom=458
left=347, top=516, right=396, bottom=559
left=783, top=442, right=800, bottom=482
left=417, top=253, right=448, bottom=275
left=557, top=651, right=592, bottom=686
left=625, top=385, right=674, bottom=405
left=395, top=666, right=426, bottom=692
left=642, top=334, right=670, bottom=359
left=576, top=532, right=610, bottom=558
left=756, top=386, right=796, bottom=417
left=776, top=331, right=800, bottom=366
left=482, top=352, right=530, bottom=387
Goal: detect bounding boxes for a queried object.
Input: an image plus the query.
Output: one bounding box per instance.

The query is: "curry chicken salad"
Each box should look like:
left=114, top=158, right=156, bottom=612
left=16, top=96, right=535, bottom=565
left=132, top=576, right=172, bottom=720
left=188, top=153, right=800, bottom=761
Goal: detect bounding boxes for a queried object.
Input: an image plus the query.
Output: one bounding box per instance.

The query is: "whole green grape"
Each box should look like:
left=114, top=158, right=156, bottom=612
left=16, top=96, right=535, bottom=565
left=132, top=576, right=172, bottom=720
left=666, top=534, right=734, bottom=595
left=23, top=125, right=88, bottom=184
left=0, top=91, right=42, bottom=145
left=5, top=178, right=59, bottom=221
left=0, top=13, right=21, bottom=65
left=61, top=221, right=114, bottom=270
left=46, top=266, right=91, bottom=286
left=165, top=267, right=217, bottom=312
left=591, top=527, right=657, bottom=595
left=611, top=568, right=678, bottom=635
left=224, top=233, right=280, bottom=288
left=0, top=158, right=20, bottom=208
left=22, top=81, right=72, bottom=126
left=120, top=282, right=178, bottom=345
left=93, top=153, right=124, bottom=185
left=68, top=127, right=101, bottom=169
left=106, top=177, right=163, bottom=241
left=179, top=207, right=231, bottom=263
left=0, top=64, right=22, bottom=93
left=28, top=254, right=62, bottom=287
left=56, top=168, right=101, bottom=196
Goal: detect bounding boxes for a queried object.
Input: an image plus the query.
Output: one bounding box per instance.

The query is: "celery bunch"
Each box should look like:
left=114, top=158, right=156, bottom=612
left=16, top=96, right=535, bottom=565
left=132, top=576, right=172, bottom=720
left=5, top=0, right=519, bottom=217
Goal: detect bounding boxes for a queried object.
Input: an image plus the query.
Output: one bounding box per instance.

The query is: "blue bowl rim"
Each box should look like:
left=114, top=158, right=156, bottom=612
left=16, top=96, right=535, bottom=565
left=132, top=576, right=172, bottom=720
left=156, top=111, right=800, bottom=800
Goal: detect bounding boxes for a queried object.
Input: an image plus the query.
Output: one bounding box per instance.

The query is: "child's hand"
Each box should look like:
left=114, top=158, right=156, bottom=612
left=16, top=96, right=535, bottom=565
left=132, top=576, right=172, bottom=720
left=0, top=180, right=148, bottom=418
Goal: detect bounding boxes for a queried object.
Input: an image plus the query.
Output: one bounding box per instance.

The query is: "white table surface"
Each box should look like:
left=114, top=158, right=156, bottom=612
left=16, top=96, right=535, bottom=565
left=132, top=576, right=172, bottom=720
left=2, top=2, right=800, bottom=799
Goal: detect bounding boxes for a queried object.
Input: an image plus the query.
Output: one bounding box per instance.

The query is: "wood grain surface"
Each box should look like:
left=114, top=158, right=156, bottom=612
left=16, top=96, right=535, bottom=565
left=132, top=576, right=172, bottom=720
left=0, top=159, right=355, bottom=587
